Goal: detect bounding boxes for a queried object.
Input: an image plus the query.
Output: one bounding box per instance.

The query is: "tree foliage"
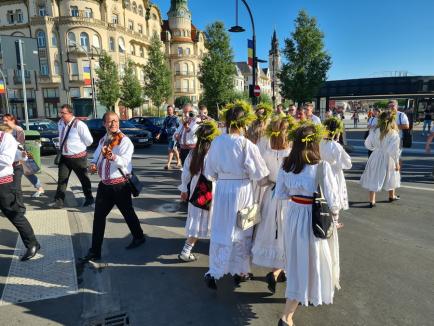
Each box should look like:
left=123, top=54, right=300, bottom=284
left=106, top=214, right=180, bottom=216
left=95, top=51, right=120, bottom=111
left=199, top=21, right=236, bottom=118
left=120, top=60, right=144, bottom=110
left=174, top=96, right=191, bottom=109
left=279, top=10, right=331, bottom=105
left=143, top=34, right=172, bottom=110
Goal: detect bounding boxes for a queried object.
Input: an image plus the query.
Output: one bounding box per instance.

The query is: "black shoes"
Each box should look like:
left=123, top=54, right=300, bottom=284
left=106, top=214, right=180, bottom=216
left=80, top=250, right=101, bottom=263
left=53, top=199, right=64, bottom=209
left=125, top=236, right=146, bottom=250
left=204, top=274, right=217, bottom=290
left=234, top=273, right=254, bottom=286
left=21, top=243, right=41, bottom=261
left=277, top=319, right=292, bottom=326
left=83, top=197, right=95, bottom=207
left=389, top=195, right=400, bottom=202
left=266, top=272, right=277, bottom=293
left=369, top=202, right=376, bottom=208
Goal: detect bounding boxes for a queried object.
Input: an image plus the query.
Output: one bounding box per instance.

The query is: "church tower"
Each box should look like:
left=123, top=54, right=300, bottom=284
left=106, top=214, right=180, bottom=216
left=168, top=0, right=192, bottom=38
left=269, top=30, right=282, bottom=105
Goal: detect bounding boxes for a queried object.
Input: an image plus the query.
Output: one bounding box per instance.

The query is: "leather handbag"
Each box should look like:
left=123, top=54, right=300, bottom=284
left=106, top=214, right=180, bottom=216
left=312, top=161, right=333, bottom=239
left=118, top=168, right=142, bottom=197
left=399, top=113, right=412, bottom=148
left=54, top=119, right=75, bottom=165
left=237, top=199, right=261, bottom=231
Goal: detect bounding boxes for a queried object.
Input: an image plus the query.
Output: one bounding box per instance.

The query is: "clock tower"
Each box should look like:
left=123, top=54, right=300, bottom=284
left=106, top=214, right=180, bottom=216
left=168, top=0, right=192, bottom=36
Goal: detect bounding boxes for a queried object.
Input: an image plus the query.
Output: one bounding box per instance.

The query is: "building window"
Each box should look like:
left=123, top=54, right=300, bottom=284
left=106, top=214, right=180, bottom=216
left=43, top=88, right=59, bottom=98
left=177, top=47, right=183, bottom=56
left=83, top=88, right=92, bottom=98
left=138, top=24, right=143, bottom=34
left=185, top=48, right=191, bottom=55
left=130, top=44, right=135, bottom=56
left=124, top=0, right=131, bottom=10
left=109, top=37, right=115, bottom=51
left=80, top=32, right=90, bottom=50
left=70, top=62, right=79, bottom=76
left=40, top=59, right=49, bottom=76
left=138, top=5, right=143, bottom=16
left=128, top=20, right=134, bottom=31
left=70, top=87, right=80, bottom=98
left=54, top=61, right=60, bottom=75
left=36, top=30, right=46, bottom=48
left=119, top=64, right=126, bottom=77
left=140, top=70, right=145, bottom=82
left=16, top=10, right=23, bottom=23
left=118, top=37, right=125, bottom=53
left=70, top=6, right=79, bottom=17
left=7, top=11, right=15, bottom=24
left=67, top=32, right=76, bottom=46
left=51, top=33, right=58, bottom=47
left=132, top=2, right=137, bottom=13
left=93, top=34, right=101, bottom=49
left=152, top=13, right=157, bottom=20
left=112, top=14, right=119, bottom=24
left=84, top=8, right=93, bottom=18
left=44, top=102, right=58, bottom=118
left=183, top=63, right=189, bottom=75
left=139, top=46, right=144, bottom=58
left=38, top=5, right=46, bottom=17
left=182, top=79, right=189, bottom=92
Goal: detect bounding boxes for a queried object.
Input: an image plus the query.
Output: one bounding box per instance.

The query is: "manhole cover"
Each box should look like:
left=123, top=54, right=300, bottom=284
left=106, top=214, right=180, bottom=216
left=84, top=312, right=130, bottom=326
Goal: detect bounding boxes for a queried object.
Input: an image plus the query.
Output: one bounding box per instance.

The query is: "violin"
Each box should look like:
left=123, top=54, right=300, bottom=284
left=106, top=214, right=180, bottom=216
left=102, top=132, right=123, bottom=160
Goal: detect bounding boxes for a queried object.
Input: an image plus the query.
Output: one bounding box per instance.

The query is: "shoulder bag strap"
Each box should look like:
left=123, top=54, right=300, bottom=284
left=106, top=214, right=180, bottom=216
left=314, top=161, right=324, bottom=198
left=60, top=118, right=75, bottom=152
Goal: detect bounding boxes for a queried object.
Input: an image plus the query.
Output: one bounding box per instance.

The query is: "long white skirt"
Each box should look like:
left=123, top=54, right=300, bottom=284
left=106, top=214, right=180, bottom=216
left=360, top=150, right=400, bottom=192
left=283, top=201, right=340, bottom=306
left=207, top=179, right=254, bottom=279
left=251, top=185, right=286, bottom=270
left=185, top=203, right=211, bottom=239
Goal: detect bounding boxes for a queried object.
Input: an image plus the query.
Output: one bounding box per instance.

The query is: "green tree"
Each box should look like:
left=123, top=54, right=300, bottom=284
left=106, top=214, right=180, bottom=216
left=199, top=21, right=236, bottom=117
left=120, top=60, right=144, bottom=111
left=174, top=96, right=191, bottom=109
left=95, top=51, right=120, bottom=111
left=257, top=93, right=272, bottom=105
left=279, top=10, right=332, bottom=105
left=143, top=34, right=172, bottom=116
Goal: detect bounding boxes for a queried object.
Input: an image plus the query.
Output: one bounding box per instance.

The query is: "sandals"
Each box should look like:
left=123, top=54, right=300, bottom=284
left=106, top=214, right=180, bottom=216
left=178, top=252, right=197, bottom=262
left=234, top=273, right=254, bottom=286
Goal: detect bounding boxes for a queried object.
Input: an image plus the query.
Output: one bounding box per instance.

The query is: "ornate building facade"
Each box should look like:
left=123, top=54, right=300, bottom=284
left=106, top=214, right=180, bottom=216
left=0, top=0, right=205, bottom=119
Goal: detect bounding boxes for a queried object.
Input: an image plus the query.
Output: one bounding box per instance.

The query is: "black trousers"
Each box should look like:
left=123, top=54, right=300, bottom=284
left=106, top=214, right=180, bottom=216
left=91, top=182, right=144, bottom=255
left=0, top=182, right=38, bottom=248
left=13, top=165, right=25, bottom=214
left=55, top=155, right=93, bottom=201
left=180, top=148, right=191, bottom=165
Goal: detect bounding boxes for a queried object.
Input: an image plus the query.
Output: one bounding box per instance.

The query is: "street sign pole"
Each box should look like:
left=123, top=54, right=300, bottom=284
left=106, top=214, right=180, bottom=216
left=18, top=39, right=29, bottom=130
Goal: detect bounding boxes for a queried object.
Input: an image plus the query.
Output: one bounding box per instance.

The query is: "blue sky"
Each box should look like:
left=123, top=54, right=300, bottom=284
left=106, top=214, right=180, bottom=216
left=153, top=0, right=434, bottom=80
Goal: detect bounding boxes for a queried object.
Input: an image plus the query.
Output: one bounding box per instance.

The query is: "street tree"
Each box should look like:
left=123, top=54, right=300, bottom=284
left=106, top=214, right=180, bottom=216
left=199, top=21, right=236, bottom=117
left=143, top=34, right=172, bottom=116
left=279, top=10, right=332, bottom=105
left=95, top=51, right=120, bottom=111
left=175, top=96, right=191, bottom=109
left=121, top=60, right=144, bottom=111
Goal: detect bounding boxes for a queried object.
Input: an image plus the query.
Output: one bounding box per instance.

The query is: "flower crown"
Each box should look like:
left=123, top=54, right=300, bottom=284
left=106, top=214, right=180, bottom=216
left=265, top=114, right=297, bottom=139
left=219, top=100, right=256, bottom=129
left=288, top=121, right=327, bottom=143
left=322, top=117, right=344, bottom=137
left=196, top=120, right=221, bottom=143
left=254, top=102, right=273, bottom=122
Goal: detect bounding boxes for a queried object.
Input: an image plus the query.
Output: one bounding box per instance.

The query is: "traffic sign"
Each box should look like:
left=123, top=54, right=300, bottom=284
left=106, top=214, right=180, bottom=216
left=254, top=85, right=261, bottom=97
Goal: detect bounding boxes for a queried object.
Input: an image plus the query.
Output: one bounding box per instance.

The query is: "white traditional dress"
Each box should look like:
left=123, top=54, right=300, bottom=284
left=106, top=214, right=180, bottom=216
left=275, top=162, right=340, bottom=306
left=320, top=139, right=352, bottom=210
left=204, top=134, right=269, bottom=279
left=178, top=152, right=212, bottom=239
left=360, top=129, right=401, bottom=192
left=251, top=138, right=290, bottom=269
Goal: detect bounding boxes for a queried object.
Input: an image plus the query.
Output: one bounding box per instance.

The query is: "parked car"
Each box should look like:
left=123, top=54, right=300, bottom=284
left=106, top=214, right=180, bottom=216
left=20, top=119, right=59, bottom=154
left=129, top=116, right=167, bottom=143
left=84, top=119, right=153, bottom=147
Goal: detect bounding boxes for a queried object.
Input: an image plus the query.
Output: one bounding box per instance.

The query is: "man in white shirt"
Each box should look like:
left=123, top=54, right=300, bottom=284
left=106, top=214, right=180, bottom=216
left=174, top=103, right=199, bottom=164
left=388, top=100, right=410, bottom=131
left=54, top=104, right=94, bottom=209
left=0, top=127, right=40, bottom=261
left=82, top=112, right=145, bottom=261
left=304, top=102, right=321, bottom=124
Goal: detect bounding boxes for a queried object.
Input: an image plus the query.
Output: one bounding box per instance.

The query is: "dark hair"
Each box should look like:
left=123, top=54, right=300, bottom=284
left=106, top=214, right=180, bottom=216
left=2, top=113, right=18, bottom=125
left=60, top=104, right=73, bottom=113
left=102, top=111, right=119, bottom=123
left=199, top=104, right=207, bottom=111
left=189, top=124, right=215, bottom=175
left=225, top=106, right=246, bottom=134
left=282, top=125, right=320, bottom=174
left=323, top=118, right=341, bottom=140
left=167, top=105, right=174, bottom=110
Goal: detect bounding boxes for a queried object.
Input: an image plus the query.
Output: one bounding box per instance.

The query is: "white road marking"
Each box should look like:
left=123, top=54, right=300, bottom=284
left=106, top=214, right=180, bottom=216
left=347, top=179, right=434, bottom=192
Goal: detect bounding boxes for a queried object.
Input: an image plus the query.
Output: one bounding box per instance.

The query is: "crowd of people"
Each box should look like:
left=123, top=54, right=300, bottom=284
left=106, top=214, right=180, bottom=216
left=0, top=98, right=417, bottom=325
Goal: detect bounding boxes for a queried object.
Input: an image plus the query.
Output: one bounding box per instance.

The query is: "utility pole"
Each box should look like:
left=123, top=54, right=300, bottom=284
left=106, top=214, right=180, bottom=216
left=17, top=39, right=29, bottom=130
left=0, top=68, right=10, bottom=114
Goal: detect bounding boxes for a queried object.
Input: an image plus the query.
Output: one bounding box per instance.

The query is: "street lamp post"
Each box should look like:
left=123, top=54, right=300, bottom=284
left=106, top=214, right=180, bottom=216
left=0, top=67, right=10, bottom=114
left=229, top=0, right=258, bottom=105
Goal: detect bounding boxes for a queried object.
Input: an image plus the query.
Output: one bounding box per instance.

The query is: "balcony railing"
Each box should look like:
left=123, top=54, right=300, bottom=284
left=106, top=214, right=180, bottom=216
left=175, top=88, right=194, bottom=94
left=175, top=71, right=195, bottom=77
left=38, top=48, right=47, bottom=57
left=13, top=70, right=32, bottom=84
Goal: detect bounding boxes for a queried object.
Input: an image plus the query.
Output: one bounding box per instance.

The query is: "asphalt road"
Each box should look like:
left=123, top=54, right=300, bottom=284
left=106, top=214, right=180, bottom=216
left=0, top=139, right=433, bottom=326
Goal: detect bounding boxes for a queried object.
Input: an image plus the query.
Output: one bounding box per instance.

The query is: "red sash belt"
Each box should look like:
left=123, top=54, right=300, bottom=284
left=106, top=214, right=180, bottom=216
left=63, top=151, right=87, bottom=159
left=0, top=175, right=14, bottom=185
left=291, top=196, right=314, bottom=205
left=102, top=177, right=127, bottom=185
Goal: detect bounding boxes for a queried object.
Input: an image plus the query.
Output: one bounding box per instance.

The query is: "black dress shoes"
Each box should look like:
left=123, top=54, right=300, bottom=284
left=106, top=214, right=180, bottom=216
left=204, top=274, right=217, bottom=290
left=83, top=197, right=95, bottom=207
left=53, top=199, right=64, bottom=209
left=80, top=251, right=101, bottom=263
left=21, top=243, right=41, bottom=261
left=266, top=272, right=277, bottom=293
left=125, top=236, right=146, bottom=250
left=389, top=195, right=400, bottom=202
left=277, top=319, right=292, bottom=326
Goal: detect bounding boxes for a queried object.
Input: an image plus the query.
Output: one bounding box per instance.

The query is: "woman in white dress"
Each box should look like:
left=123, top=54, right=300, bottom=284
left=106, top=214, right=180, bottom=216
left=178, top=122, right=220, bottom=262
left=246, top=102, right=272, bottom=145
left=275, top=124, right=340, bottom=326
left=320, top=117, right=352, bottom=226
left=360, top=111, right=401, bottom=207
left=252, top=116, right=295, bottom=293
left=204, top=100, right=269, bottom=289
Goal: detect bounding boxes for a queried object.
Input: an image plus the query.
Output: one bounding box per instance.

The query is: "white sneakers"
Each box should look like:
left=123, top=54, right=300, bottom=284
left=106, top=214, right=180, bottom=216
left=31, top=190, right=45, bottom=198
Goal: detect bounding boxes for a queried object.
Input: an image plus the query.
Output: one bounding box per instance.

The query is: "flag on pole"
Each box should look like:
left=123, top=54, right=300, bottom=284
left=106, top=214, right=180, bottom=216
left=83, top=66, right=91, bottom=86
left=0, top=79, right=5, bottom=94
left=247, top=39, right=254, bottom=67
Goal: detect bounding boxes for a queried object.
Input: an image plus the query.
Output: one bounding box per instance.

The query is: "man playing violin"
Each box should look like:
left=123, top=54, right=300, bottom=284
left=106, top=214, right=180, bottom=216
left=174, top=103, right=199, bottom=165
left=82, top=112, right=145, bottom=262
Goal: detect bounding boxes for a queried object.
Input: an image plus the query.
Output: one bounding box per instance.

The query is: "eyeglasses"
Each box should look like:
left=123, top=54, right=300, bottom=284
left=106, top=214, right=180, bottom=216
left=59, top=111, right=71, bottom=115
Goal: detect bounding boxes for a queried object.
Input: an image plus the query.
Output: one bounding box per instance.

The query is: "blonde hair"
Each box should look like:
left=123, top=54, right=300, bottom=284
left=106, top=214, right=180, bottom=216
left=246, top=119, right=268, bottom=144
left=378, top=111, right=398, bottom=140
left=268, top=118, right=293, bottom=150
left=0, top=123, right=13, bottom=133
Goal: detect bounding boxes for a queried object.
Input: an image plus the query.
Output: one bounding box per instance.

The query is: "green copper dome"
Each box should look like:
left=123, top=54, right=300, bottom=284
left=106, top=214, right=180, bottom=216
left=168, top=0, right=191, bottom=19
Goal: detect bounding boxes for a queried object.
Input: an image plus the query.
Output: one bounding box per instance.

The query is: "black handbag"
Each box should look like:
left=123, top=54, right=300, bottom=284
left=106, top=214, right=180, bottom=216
left=189, top=174, right=213, bottom=210
left=312, top=162, right=333, bottom=239
left=118, top=168, right=143, bottom=197
left=54, top=119, right=75, bottom=165
left=402, top=129, right=412, bottom=148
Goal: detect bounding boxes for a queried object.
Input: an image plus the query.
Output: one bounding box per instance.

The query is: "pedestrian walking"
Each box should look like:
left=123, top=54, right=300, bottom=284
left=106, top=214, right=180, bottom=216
left=320, top=117, right=352, bottom=224
left=156, top=105, right=181, bottom=170
left=0, top=125, right=40, bottom=261
left=82, top=112, right=145, bottom=262
left=251, top=116, right=295, bottom=294
left=275, top=124, right=340, bottom=326
left=54, top=104, right=94, bottom=209
left=203, top=100, right=269, bottom=290
left=178, top=121, right=220, bottom=262
left=2, top=114, right=45, bottom=197
left=360, top=111, right=401, bottom=207
left=352, top=111, right=359, bottom=128
left=422, top=106, right=432, bottom=136
left=174, top=103, right=199, bottom=165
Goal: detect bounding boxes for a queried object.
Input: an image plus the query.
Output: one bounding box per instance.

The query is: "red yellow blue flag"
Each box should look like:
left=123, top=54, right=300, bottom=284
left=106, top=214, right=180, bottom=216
left=0, top=79, right=5, bottom=94
left=248, top=39, right=254, bottom=67
left=83, top=66, right=91, bottom=86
